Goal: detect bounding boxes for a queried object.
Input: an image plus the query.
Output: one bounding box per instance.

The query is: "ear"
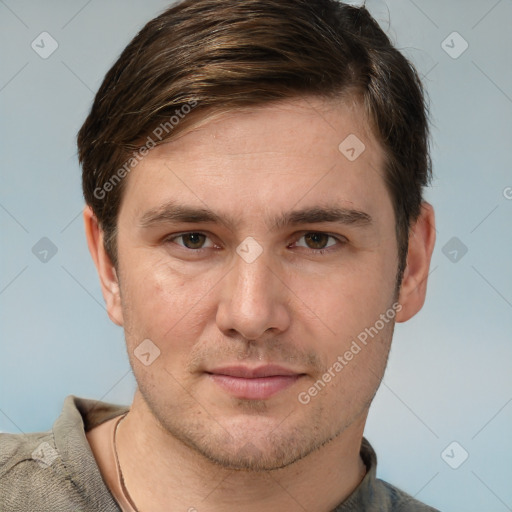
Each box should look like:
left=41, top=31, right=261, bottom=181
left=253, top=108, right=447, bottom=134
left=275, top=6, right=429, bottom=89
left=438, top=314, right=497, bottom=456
left=396, top=202, right=436, bottom=323
left=83, top=206, right=124, bottom=326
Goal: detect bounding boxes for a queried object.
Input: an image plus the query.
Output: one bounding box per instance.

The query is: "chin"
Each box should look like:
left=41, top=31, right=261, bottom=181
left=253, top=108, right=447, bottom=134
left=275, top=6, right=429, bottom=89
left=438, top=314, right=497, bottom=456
left=177, top=418, right=334, bottom=472
left=195, top=437, right=309, bottom=472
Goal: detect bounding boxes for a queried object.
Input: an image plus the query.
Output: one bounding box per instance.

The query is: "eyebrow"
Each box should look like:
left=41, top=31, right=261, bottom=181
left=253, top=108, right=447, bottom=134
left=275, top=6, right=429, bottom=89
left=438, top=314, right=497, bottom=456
left=139, top=201, right=373, bottom=231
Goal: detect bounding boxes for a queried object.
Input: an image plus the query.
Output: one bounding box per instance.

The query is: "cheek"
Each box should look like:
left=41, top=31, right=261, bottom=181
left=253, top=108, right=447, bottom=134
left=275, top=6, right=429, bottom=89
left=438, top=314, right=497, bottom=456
left=290, top=254, right=397, bottom=344
left=120, top=264, right=216, bottom=396
left=298, top=317, right=394, bottom=416
left=119, top=252, right=217, bottom=352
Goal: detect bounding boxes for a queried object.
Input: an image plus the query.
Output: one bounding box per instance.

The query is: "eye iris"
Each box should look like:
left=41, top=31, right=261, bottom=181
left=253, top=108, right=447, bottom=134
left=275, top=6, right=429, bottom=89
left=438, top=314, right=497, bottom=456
left=183, top=233, right=205, bottom=249
left=305, top=233, right=329, bottom=249
left=180, top=233, right=332, bottom=250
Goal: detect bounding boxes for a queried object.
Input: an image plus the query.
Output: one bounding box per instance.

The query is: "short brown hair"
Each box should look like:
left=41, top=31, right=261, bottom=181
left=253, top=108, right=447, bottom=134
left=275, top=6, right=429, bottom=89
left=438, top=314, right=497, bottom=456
left=78, top=0, right=431, bottom=285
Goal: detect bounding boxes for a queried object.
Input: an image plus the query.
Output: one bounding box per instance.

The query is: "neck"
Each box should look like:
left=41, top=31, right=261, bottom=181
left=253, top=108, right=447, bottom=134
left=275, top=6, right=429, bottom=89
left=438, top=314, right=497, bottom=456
left=116, top=390, right=368, bottom=512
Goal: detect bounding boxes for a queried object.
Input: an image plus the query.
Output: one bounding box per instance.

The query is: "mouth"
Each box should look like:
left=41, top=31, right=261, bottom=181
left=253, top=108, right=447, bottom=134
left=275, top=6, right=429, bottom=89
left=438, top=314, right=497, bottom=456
left=206, top=365, right=305, bottom=400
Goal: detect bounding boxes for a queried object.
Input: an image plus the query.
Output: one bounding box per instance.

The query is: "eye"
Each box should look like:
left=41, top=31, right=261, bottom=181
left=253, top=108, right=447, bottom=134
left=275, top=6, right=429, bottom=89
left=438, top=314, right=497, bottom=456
left=165, top=231, right=345, bottom=254
left=167, top=232, right=215, bottom=250
left=292, top=232, right=346, bottom=252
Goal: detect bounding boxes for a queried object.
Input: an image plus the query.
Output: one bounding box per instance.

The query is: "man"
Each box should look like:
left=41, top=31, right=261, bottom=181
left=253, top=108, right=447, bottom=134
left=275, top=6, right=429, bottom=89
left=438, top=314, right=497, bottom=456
left=0, top=0, right=438, bottom=510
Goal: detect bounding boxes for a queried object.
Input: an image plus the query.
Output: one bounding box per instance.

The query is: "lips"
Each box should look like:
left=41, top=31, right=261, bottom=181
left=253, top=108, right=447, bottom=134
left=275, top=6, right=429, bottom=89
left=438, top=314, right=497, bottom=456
left=206, top=365, right=304, bottom=400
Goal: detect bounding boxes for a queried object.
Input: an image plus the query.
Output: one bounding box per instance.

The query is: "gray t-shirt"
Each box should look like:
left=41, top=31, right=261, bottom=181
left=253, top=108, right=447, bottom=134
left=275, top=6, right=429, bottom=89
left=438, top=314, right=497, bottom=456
left=0, top=396, right=440, bottom=511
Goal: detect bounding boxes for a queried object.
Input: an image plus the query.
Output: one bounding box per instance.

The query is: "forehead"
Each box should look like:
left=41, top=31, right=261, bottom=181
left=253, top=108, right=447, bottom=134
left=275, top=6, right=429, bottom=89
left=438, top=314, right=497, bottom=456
left=119, top=96, right=390, bottom=225
left=159, top=96, right=377, bottom=161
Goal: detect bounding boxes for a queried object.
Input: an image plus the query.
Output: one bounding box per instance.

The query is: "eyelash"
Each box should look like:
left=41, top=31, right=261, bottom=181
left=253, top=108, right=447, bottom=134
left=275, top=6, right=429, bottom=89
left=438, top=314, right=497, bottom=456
left=164, top=232, right=347, bottom=256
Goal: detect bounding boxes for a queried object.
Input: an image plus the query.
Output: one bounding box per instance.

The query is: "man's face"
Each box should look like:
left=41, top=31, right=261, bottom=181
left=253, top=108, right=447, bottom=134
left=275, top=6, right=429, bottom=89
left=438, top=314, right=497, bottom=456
left=113, top=97, right=400, bottom=470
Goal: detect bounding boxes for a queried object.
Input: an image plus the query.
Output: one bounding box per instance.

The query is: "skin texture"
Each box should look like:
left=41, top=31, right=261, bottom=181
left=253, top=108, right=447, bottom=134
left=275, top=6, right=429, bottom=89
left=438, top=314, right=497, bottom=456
left=85, top=96, right=436, bottom=512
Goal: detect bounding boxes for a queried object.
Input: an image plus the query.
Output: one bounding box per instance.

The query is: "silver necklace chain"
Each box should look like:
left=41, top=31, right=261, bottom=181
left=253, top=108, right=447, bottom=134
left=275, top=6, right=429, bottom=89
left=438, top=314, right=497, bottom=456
left=113, top=413, right=368, bottom=511
left=113, top=414, right=141, bottom=512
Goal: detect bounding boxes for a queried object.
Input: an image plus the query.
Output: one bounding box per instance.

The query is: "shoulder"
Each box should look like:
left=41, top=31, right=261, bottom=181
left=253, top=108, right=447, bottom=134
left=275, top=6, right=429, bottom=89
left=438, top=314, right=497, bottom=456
left=337, top=438, right=441, bottom=512
left=0, top=429, right=79, bottom=510
left=0, top=395, right=127, bottom=512
left=375, top=478, right=441, bottom=512
left=0, top=429, right=53, bottom=473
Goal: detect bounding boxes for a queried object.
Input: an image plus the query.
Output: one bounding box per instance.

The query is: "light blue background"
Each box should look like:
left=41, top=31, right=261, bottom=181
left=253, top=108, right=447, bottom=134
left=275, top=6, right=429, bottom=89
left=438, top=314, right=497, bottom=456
left=1, top=1, right=511, bottom=511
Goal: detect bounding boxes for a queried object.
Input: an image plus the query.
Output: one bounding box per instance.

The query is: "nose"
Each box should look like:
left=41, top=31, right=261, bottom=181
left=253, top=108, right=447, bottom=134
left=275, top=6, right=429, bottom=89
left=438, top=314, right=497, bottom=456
left=215, top=249, right=292, bottom=341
